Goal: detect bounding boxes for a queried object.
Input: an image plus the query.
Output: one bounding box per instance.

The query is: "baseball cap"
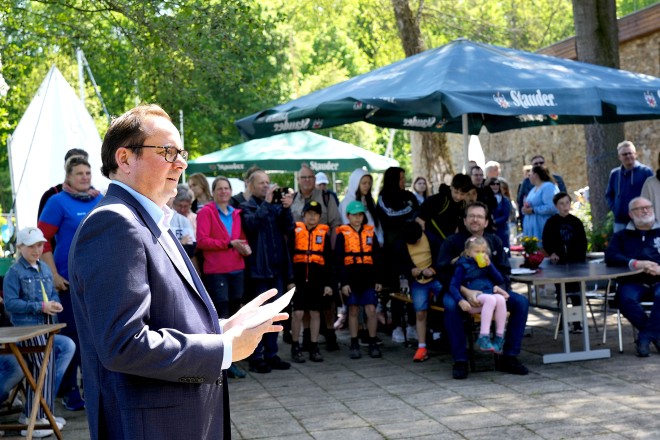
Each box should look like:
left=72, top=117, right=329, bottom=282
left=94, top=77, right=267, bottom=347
left=302, top=200, right=323, bottom=215
left=346, top=200, right=366, bottom=215
left=17, top=227, right=47, bottom=246
left=315, top=172, right=329, bottom=185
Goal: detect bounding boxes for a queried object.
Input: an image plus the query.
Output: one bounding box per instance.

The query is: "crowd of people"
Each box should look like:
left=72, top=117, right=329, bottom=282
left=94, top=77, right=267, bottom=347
left=1, top=108, right=659, bottom=438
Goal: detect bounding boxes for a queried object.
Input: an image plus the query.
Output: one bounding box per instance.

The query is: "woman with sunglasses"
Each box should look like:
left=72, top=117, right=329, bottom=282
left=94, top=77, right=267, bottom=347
left=486, top=177, right=512, bottom=254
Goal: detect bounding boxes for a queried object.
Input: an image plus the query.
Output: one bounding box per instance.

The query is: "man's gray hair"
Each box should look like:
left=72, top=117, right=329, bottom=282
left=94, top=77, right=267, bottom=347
left=175, top=185, right=193, bottom=202
left=617, top=140, right=635, bottom=153
left=628, top=196, right=651, bottom=212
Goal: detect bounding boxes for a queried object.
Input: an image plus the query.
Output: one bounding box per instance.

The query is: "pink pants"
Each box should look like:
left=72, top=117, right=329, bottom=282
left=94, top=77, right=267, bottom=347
left=469, top=294, right=507, bottom=336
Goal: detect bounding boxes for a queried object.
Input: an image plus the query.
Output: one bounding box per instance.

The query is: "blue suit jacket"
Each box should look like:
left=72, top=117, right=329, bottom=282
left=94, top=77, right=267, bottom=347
left=69, top=184, right=230, bottom=440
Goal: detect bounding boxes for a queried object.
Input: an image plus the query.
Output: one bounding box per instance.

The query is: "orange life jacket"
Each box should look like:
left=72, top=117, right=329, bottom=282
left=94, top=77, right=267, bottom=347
left=336, top=224, right=374, bottom=265
left=293, top=222, right=329, bottom=265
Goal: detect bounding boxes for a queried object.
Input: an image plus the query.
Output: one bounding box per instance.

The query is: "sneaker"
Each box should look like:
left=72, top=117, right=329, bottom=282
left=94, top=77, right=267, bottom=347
left=452, top=361, right=469, bottom=380
left=368, top=343, right=382, bottom=358
left=391, top=327, right=405, bottom=343
left=570, top=322, right=583, bottom=334
left=227, top=363, right=247, bottom=378
left=62, top=387, right=85, bottom=411
left=19, top=415, right=64, bottom=430
left=291, top=345, right=306, bottom=363
left=406, top=325, right=418, bottom=341
left=492, top=336, right=505, bottom=355
left=21, top=428, right=53, bottom=438
left=476, top=335, right=495, bottom=353
left=248, top=359, right=272, bottom=374
left=265, top=356, right=291, bottom=370
left=497, top=355, right=529, bottom=375
left=349, top=342, right=362, bottom=359
left=309, top=348, right=324, bottom=362
left=412, top=347, right=429, bottom=362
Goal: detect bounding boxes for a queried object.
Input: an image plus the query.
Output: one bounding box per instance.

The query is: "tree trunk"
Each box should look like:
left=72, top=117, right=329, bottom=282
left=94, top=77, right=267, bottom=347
left=571, top=0, right=624, bottom=227
left=391, top=0, right=454, bottom=190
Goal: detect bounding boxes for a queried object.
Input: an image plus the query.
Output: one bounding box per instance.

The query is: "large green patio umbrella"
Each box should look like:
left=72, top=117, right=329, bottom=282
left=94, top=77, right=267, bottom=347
left=236, top=38, right=660, bottom=139
left=186, top=131, right=398, bottom=174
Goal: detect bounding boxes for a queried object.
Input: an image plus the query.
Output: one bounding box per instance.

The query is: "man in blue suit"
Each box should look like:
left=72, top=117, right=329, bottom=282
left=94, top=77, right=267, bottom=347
left=68, top=104, right=285, bottom=439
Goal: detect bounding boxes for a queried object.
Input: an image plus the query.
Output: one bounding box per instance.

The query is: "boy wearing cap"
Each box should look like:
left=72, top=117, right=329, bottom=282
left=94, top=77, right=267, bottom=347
left=3, top=227, right=75, bottom=436
left=290, top=201, right=334, bottom=363
left=336, top=201, right=383, bottom=359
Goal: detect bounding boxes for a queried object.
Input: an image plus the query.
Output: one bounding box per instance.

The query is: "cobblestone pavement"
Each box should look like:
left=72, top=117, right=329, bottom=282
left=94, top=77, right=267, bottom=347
left=3, top=291, right=660, bottom=439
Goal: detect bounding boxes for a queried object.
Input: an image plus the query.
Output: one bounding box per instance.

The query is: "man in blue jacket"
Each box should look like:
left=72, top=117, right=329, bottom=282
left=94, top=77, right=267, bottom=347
left=605, top=196, right=660, bottom=357
left=606, top=141, right=653, bottom=233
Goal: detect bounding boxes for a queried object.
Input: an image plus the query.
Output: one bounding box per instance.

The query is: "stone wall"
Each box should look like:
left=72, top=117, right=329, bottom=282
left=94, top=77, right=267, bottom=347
left=446, top=30, right=659, bottom=196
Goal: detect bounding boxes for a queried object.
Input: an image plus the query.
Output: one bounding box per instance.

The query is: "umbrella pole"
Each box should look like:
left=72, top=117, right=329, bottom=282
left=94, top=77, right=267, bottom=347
left=462, top=114, right=469, bottom=173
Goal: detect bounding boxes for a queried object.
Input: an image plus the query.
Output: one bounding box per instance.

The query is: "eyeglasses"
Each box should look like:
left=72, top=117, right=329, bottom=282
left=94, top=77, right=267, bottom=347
left=620, top=152, right=634, bottom=157
left=489, top=182, right=500, bottom=186
left=466, top=214, right=486, bottom=220
left=532, top=161, right=545, bottom=166
left=299, top=176, right=315, bottom=180
left=630, top=205, right=654, bottom=213
left=124, top=145, right=188, bottom=163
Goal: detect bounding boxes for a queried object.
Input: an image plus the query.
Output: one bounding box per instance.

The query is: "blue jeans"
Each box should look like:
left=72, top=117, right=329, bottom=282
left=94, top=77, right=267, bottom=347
left=206, top=271, right=245, bottom=319
left=53, top=335, right=75, bottom=394
left=250, top=277, right=284, bottom=361
left=0, top=355, right=23, bottom=402
left=617, top=282, right=660, bottom=341
left=411, top=280, right=442, bottom=312
left=443, top=290, right=528, bottom=361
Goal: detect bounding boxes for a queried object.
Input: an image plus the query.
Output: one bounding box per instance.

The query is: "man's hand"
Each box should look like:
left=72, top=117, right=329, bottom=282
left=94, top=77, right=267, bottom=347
left=415, top=217, right=426, bottom=230
left=223, top=289, right=285, bottom=332
left=643, top=262, right=660, bottom=276
left=493, top=286, right=510, bottom=299
left=281, top=192, right=293, bottom=209
left=375, top=283, right=382, bottom=292
left=458, top=299, right=472, bottom=312
left=265, top=184, right=277, bottom=203
left=549, top=253, right=560, bottom=263
left=422, top=268, right=436, bottom=278
left=411, top=268, right=422, bottom=278
left=323, top=286, right=333, bottom=296
left=224, top=315, right=286, bottom=362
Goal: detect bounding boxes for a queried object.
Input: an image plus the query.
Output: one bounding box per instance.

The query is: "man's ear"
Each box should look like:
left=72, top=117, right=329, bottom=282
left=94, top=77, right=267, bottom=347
left=115, top=147, right=131, bottom=174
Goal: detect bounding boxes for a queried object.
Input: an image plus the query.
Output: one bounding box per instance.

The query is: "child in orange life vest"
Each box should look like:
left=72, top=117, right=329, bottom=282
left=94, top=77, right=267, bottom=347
left=336, top=200, right=383, bottom=359
left=290, top=201, right=334, bottom=363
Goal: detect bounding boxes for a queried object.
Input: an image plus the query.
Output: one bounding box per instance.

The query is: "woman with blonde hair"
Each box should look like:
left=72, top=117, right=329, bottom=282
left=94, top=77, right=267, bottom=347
left=187, top=172, right=212, bottom=213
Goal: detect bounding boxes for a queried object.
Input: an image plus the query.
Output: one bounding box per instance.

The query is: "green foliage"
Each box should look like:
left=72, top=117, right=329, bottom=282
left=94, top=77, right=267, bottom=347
left=572, top=201, right=615, bottom=252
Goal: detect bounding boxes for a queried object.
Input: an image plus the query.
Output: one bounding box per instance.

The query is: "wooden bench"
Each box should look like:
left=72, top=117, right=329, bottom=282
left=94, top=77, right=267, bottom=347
left=389, top=292, right=487, bottom=372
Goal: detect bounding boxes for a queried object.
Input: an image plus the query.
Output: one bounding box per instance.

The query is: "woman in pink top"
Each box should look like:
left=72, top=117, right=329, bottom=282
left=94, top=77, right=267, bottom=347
left=196, top=177, right=251, bottom=377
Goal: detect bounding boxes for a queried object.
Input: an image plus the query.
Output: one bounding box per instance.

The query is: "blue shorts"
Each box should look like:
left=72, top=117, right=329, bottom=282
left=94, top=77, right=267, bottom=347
left=411, top=279, right=442, bottom=312
left=346, top=288, right=378, bottom=306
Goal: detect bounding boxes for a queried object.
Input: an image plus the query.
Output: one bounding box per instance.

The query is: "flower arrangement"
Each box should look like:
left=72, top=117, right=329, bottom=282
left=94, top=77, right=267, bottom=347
left=520, top=236, right=540, bottom=254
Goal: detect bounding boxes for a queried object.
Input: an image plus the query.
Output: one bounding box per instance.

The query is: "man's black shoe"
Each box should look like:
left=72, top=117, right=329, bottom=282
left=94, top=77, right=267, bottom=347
left=636, top=339, right=651, bottom=357
left=265, top=356, right=291, bottom=370
left=452, top=361, right=469, bottom=380
left=497, top=355, right=529, bottom=375
left=248, top=359, right=272, bottom=374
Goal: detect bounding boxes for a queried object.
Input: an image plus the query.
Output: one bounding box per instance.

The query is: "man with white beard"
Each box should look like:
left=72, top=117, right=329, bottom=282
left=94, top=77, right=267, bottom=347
left=605, top=196, right=660, bottom=357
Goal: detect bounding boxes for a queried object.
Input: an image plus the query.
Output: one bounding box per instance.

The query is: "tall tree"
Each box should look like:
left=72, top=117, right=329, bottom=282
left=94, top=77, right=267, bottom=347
left=391, top=0, right=454, bottom=189
left=571, top=0, right=625, bottom=226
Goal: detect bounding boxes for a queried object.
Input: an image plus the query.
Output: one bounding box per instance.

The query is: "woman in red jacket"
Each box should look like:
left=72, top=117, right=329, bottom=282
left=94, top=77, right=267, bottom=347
left=197, top=176, right=251, bottom=377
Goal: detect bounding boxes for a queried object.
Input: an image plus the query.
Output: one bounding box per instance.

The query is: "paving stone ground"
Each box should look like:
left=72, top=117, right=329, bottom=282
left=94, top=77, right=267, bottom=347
left=3, top=286, right=659, bottom=439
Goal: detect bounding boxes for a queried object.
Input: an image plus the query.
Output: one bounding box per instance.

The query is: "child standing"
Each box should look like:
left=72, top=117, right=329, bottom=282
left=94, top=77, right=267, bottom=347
left=290, top=201, right=334, bottom=363
left=336, top=201, right=383, bottom=359
left=3, top=227, right=75, bottom=437
left=449, top=236, right=509, bottom=354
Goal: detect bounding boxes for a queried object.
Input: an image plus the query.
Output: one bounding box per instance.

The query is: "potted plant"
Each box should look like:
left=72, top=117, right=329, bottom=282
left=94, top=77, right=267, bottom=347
left=520, top=236, right=544, bottom=269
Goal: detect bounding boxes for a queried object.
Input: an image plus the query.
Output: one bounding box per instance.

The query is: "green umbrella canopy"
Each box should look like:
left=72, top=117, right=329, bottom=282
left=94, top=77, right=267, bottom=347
left=186, top=131, right=398, bottom=174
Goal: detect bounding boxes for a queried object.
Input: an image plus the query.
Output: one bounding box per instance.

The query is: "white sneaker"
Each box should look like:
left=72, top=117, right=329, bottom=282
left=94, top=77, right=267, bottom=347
left=391, top=326, right=405, bottom=343
left=406, top=325, right=418, bottom=341
left=19, top=414, right=64, bottom=429
left=20, top=428, right=54, bottom=438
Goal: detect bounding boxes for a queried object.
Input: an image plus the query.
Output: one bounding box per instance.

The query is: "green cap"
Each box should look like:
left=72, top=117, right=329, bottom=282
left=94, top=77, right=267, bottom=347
left=346, top=200, right=366, bottom=215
